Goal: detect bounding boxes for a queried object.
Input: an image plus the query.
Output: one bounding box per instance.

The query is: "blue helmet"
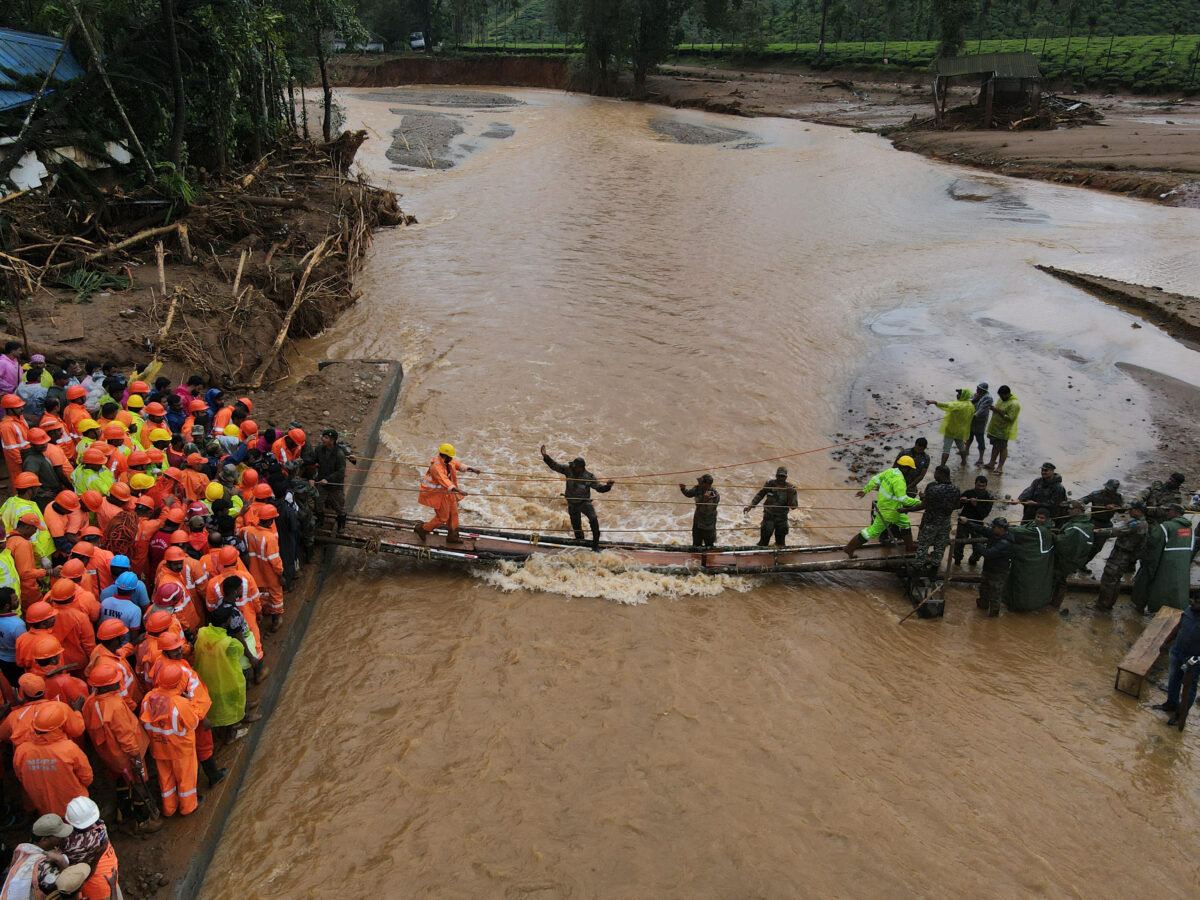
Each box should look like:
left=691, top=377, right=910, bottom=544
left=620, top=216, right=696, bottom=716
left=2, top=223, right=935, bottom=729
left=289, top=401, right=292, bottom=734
left=115, top=572, right=139, bottom=591
left=110, top=555, right=131, bottom=570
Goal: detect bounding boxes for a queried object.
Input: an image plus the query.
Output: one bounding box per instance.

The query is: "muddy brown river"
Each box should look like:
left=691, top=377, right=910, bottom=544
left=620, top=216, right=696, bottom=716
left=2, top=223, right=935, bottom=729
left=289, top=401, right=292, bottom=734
left=201, top=90, right=1200, bottom=897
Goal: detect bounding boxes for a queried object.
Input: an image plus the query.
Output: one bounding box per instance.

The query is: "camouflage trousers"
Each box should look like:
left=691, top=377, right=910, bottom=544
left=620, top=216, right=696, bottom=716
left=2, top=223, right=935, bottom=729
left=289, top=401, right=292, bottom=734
left=915, top=514, right=953, bottom=574
left=977, top=566, right=1009, bottom=615
left=1097, top=547, right=1138, bottom=610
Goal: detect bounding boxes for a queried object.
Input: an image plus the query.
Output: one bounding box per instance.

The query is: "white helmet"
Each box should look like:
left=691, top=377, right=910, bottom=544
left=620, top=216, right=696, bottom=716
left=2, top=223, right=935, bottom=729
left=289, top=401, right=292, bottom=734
left=65, top=796, right=100, bottom=829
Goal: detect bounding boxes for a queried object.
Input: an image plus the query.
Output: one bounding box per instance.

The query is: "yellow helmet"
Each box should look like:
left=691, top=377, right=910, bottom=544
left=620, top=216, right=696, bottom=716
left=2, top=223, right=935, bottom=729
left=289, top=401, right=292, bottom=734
left=438, top=443, right=455, bottom=459
left=205, top=483, right=224, bottom=503
left=126, top=395, right=144, bottom=409
left=896, top=455, right=916, bottom=469
left=78, top=419, right=100, bottom=433
left=148, top=428, right=172, bottom=443
left=129, top=473, right=155, bottom=491
left=223, top=425, right=240, bottom=437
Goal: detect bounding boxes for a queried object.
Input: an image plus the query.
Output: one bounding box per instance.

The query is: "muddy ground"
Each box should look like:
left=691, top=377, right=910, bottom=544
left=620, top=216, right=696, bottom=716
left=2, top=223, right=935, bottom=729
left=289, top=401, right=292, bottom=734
left=644, top=64, right=1200, bottom=206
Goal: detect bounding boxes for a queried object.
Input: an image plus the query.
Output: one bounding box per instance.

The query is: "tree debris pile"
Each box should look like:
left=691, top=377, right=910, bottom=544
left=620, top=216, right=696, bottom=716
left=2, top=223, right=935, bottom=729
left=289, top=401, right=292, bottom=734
left=898, top=93, right=1103, bottom=133
left=0, top=139, right=413, bottom=386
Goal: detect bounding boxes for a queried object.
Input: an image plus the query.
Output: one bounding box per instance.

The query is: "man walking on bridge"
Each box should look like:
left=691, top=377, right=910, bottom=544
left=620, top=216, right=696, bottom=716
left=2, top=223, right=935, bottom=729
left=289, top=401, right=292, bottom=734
left=415, top=443, right=479, bottom=545
left=843, top=456, right=921, bottom=558
left=745, top=467, right=799, bottom=548
left=540, top=446, right=614, bottom=551
left=680, top=474, right=720, bottom=549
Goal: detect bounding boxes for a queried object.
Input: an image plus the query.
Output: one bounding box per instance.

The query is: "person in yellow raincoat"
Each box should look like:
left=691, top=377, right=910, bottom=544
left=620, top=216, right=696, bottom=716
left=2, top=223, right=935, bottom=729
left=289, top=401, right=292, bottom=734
left=925, top=388, right=975, bottom=467
left=192, top=606, right=248, bottom=729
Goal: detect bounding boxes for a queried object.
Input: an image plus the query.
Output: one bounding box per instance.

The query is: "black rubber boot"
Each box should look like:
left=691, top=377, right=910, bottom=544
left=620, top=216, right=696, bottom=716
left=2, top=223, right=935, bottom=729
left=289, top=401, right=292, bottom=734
left=336, top=514, right=347, bottom=535
left=202, top=757, right=229, bottom=787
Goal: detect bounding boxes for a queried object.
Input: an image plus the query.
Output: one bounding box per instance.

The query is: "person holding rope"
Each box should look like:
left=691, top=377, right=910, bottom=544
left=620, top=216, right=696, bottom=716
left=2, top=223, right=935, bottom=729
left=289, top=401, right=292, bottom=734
left=744, top=467, right=798, bottom=548
left=539, top=446, right=613, bottom=551
left=680, top=474, right=720, bottom=549
left=415, top=443, right=479, bottom=546
left=843, top=456, right=921, bottom=558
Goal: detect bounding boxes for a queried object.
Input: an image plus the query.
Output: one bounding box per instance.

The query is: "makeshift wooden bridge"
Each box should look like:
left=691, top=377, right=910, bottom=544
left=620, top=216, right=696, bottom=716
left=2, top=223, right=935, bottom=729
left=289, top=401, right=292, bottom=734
left=321, top=512, right=916, bottom=576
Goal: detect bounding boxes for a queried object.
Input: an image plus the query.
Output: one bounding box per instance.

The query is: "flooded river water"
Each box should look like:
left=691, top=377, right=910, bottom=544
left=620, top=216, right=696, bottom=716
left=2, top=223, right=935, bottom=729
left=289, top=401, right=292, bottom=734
left=202, top=89, right=1200, bottom=897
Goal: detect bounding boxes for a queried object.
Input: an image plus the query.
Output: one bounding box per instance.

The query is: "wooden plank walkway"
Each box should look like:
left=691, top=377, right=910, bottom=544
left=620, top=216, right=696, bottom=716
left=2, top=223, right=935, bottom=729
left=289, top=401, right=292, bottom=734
left=1114, top=606, right=1183, bottom=698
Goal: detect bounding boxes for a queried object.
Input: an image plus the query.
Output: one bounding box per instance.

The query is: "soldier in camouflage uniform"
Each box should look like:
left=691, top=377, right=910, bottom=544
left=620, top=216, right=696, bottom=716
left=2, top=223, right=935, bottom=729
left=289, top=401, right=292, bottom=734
left=1080, top=478, right=1124, bottom=563
left=744, top=467, right=798, bottom=547
left=959, top=516, right=1014, bottom=616
left=1095, top=503, right=1148, bottom=611
left=288, top=465, right=320, bottom=568
left=914, top=465, right=961, bottom=575
left=679, top=474, right=720, bottom=548
left=1139, top=472, right=1185, bottom=525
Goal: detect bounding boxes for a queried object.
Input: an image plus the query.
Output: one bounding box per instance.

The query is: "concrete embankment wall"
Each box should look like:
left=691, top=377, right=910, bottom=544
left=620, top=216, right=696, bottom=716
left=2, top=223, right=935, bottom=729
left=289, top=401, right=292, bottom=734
left=330, top=55, right=569, bottom=90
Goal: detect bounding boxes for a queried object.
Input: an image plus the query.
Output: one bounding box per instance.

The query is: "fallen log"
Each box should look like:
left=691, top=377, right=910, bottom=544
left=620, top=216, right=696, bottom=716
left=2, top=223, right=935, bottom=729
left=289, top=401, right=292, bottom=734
left=46, top=223, right=181, bottom=273
left=246, top=235, right=332, bottom=388
left=235, top=195, right=308, bottom=210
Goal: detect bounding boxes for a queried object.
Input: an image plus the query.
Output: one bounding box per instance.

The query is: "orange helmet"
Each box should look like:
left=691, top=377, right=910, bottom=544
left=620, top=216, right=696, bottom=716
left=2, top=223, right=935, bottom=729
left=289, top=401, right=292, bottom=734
left=13, top=472, right=40, bottom=490
left=186, top=453, right=206, bottom=468
left=1, top=394, right=25, bottom=409
left=144, top=402, right=166, bottom=416
left=87, top=663, right=124, bottom=688
left=287, top=427, right=306, bottom=445
left=80, top=490, right=104, bottom=512
left=127, top=450, right=149, bottom=467
left=26, top=428, right=49, bottom=445
left=144, top=610, right=172, bottom=635
left=218, top=546, right=240, bottom=569
left=241, top=419, right=259, bottom=437
left=102, top=423, right=126, bottom=440
left=188, top=399, right=207, bottom=412
left=129, top=381, right=150, bottom=394
left=164, top=546, right=186, bottom=562
left=253, top=484, right=273, bottom=500
left=18, top=673, right=45, bottom=699
left=241, top=469, right=259, bottom=488
left=157, top=631, right=184, bottom=651
left=96, top=619, right=129, bottom=641
left=153, top=660, right=187, bottom=691
left=237, top=397, right=253, bottom=412
left=81, top=447, right=106, bottom=465
left=24, top=601, right=55, bottom=624
left=49, top=579, right=76, bottom=601
left=54, top=490, right=80, bottom=510
left=33, top=704, right=67, bottom=732
left=61, top=558, right=86, bottom=579
left=109, top=482, right=131, bottom=502
left=256, top=504, right=278, bottom=521
left=66, top=385, right=87, bottom=401
left=31, top=633, right=64, bottom=659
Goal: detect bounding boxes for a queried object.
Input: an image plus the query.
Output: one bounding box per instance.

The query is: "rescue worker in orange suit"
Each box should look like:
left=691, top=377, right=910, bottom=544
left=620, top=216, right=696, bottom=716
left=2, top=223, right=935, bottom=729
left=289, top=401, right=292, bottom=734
left=15, top=602, right=57, bottom=669
left=1, top=393, right=31, bottom=486
left=7, top=513, right=48, bottom=605
left=128, top=498, right=162, bottom=581
left=140, top=661, right=201, bottom=817
left=270, top=427, right=306, bottom=468
left=57, top=560, right=100, bottom=623
left=415, top=443, right=480, bottom=545
left=154, top=635, right=230, bottom=787
left=153, top=549, right=204, bottom=633
left=44, top=490, right=87, bottom=557
left=85, top=619, right=141, bottom=713
left=178, top=454, right=210, bottom=503
left=13, top=703, right=93, bottom=816
left=82, top=662, right=159, bottom=834
left=0, top=673, right=85, bottom=748
left=242, top=504, right=284, bottom=632
left=61, top=385, right=91, bottom=440
left=47, top=580, right=95, bottom=671
left=135, top=611, right=186, bottom=689
left=206, top=551, right=265, bottom=680
left=29, top=634, right=89, bottom=708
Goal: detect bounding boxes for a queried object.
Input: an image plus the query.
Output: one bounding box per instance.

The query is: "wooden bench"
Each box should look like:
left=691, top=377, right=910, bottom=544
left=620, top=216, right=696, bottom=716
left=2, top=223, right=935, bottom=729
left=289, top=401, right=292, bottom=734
left=1114, top=607, right=1183, bottom=698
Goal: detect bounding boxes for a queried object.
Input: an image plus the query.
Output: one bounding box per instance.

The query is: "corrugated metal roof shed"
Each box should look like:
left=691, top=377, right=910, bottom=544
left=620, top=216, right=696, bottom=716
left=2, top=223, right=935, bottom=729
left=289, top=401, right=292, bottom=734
left=0, top=27, right=86, bottom=112
left=934, top=52, right=1041, bottom=80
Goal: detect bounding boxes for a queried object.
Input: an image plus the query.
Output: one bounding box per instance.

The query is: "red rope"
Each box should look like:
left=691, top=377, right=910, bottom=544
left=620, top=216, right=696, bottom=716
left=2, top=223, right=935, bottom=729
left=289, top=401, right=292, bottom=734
left=610, top=417, right=943, bottom=480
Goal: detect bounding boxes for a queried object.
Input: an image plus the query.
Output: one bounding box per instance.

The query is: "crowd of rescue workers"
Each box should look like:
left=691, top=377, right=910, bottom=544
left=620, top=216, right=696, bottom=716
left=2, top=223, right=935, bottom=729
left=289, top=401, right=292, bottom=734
left=0, top=350, right=1196, bottom=898
left=0, top=344, right=349, bottom=900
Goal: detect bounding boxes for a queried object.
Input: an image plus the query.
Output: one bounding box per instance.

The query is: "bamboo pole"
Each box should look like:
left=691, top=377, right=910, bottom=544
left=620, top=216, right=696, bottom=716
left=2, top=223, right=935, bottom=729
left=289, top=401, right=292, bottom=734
left=246, top=236, right=332, bottom=388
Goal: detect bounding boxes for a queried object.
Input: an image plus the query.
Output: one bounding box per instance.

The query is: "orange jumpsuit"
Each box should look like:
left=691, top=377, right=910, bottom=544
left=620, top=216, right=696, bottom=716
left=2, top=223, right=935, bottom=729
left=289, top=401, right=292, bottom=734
left=86, top=645, right=142, bottom=713
left=140, top=689, right=199, bottom=816
left=49, top=601, right=95, bottom=671
left=62, top=402, right=90, bottom=440
left=206, top=572, right=262, bottom=659
left=270, top=437, right=304, bottom=465
left=83, top=689, right=149, bottom=778
left=83, top=546, right=114, bottom=592
left=243, top=524, right=284, bottom=615
left=178, top=469, right=210, bottom=503
left=130, top=515, right=163, bottom=581
left=41, top=672, right=88, bottom=707
left=153, top=566, right=205, bottom=633
left=15, top=629, right=55, bottom=670
left=419, top=455, right=468, bottom=532
left=64, top=584, right=100, bottom=624
left=211, top=406, right=233, bottom=434
left=0, top=700, right=85, bottom=746
left=44, top=505, right=87, bottom=544
left=96, top=498, right=127, bottom=532
left=44, top=440, right=75, bottom=479
left=0, top=414, right=29, bottom=486
left=5, top=534, right=45, bottom=605
left=13, top=727, right=93, bottom=816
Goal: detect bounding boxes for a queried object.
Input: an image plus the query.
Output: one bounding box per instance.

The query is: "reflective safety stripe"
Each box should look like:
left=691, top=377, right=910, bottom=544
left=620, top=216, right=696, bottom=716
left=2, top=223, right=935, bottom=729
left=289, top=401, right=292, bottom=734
left=160, top=787, right=177, bottom=797
left=179, top=788, right=197, bottom=797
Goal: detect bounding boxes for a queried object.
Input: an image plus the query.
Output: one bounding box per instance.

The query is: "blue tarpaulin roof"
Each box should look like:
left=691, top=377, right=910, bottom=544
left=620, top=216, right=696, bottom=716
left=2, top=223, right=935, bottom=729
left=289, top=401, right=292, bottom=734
left=0, top=27, right=85, bottom=112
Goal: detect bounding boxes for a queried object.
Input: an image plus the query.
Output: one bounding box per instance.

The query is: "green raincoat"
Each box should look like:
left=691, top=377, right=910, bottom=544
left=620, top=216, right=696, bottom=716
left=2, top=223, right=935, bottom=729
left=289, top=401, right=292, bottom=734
left=987, top=394, right=1021, bottom=441
left=1054, top=513, right=1093, bottom=581
left=194, top=624, right=247, bottom=727
left=935, top=389, right=975, bottom=441
left=1004, top=520, right=1055, bottom=611
left=1132, top=515, right=1195, bottom=614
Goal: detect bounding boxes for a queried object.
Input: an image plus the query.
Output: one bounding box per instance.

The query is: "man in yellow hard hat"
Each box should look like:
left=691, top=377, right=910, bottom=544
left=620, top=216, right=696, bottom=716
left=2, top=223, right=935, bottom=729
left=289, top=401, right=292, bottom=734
left=415, top=443, right=479, bottom=544
left=843, top=456, right=922, bottom=557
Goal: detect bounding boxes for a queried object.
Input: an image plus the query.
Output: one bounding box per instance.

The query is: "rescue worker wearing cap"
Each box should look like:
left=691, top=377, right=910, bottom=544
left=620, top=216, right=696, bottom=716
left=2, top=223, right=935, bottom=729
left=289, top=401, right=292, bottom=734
left=843, top=457, right=922, bottom=558
left=1052, top=500, right=1094, bottom=608
left=178, top=454, right=210, bottom=503
left=416, top=443, right=480, bottom=545
left=1095, top=504, right=1149, bottom=611
left=62, top=386, right=90, bottom=439
left=86, top=620, right=141, bottom=713
left=7, top=514, right=49, bottom=604
left=13, top=704, right=93, bottom=816
left=540, top=445, right=613, bottom=551
left=242, top=504, right=284, bottom=631
left=16, top=602, right=56, bottom=669
left=45, top=492, right=86, bottom=555
left=744, top=466, right=800, bottom=548
left=680, top=475, right=720, bottom=548
left=24, top=430, right=70, bottom=505
left=314, top=428, right=348, bottom=534
left=71, top=448, right=113, bottom=499
left=1, top=393, right=31, bottom=486
left=1139, top=473, right=1186, bottom=525
left=47, top=582, right=94, bottom=672
left=0, top=673, right=85, bottom=748
left=82, top=663, right=157, bottom=834
left=140, top=661, right=201, bottom=816
left=1080, top=479, right=1124, bottom=564
left=31, top=636, right=88, bottom=707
